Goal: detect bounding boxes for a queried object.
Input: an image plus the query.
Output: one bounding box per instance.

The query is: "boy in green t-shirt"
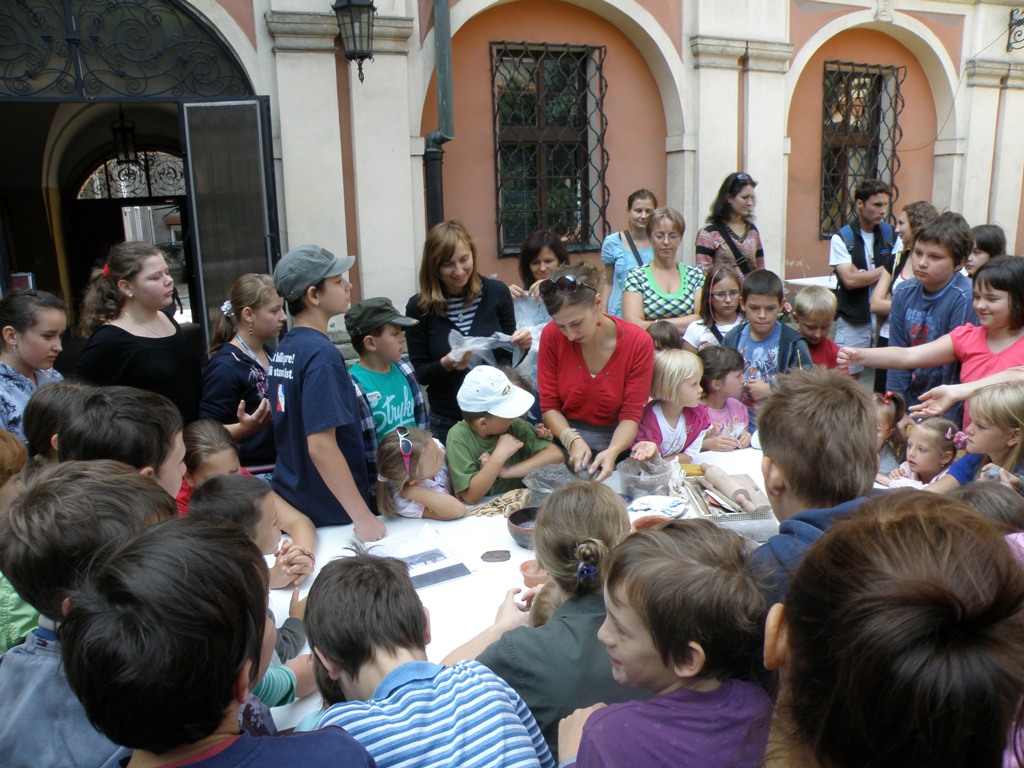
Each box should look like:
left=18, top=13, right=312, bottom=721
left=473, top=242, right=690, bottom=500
left=447, top=366, right=563, bottom=503
left=345, top=297, right=428, bottom=473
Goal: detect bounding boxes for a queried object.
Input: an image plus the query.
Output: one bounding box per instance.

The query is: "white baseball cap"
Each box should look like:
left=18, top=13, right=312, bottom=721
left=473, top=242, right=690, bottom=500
left=457, top=366, right=535, bottom=418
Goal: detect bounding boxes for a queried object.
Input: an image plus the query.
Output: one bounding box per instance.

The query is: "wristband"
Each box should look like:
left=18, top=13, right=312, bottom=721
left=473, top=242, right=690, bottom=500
left=559, top=428, right=581, bottom=449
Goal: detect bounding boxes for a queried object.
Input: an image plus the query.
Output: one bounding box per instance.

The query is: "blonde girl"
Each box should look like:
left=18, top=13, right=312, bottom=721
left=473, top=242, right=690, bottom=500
left=873, top=391, right=906, bottom=474
left=879, top=418, right=960, bottom=488
left=683, top=267, right=743, bottom=352
left=178, top=419, right=316, bottom=588
left=200, top=273, right=285, bottom=468
left=632, top=349, right=711, bottom=462
left=375, top=427, right=464, bottom=520
left=929, top=382, right=1024, bottom=493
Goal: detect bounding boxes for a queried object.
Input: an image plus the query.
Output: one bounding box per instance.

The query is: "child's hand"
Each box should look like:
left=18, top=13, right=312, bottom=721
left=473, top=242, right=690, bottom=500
left=493, top=434, right=524, bottom=461
left=837, top=346, right=859, bottom=368
left=700, top=435, right=739, bottom=452
left=442, top=350, right=472, bottom=371
left=875, top=472, right=892, bottom=487
left=274, top=540, right=314, bottom=588
left=478, top=451, right=492, bottom=466
left=558, top=704, right=608, bottom=762
left=737, top=430, right=752, bottom=449
left=888, top=467, right=904, bottom=482
left=236, top=398, right=272, bottom=436
left=518, top=586, right=540, bottom=609
left=629, top=441, right=658, bottom=461
left=289, top=588, right=307, bottom=621
left=982, top=464, right=1022, bottom=492
left=509, top=328, right=533, bottom=351
left=745, top=379, right=772, bottom=402
left=494, top=588, right=530, bottom=631
left=354, top=515, right=387, bottom=543
left=534, top=423, right=554, bottom=441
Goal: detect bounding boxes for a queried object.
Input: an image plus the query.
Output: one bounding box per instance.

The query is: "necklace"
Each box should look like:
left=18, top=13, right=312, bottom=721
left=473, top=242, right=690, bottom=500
left=122, top=310, right=165, bottom=338
left=235, top=334, right=269, bottom=372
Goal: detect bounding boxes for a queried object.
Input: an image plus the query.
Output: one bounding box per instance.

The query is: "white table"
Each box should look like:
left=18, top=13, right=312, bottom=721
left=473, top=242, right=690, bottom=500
left=785, top=274, right=837, bottom=290
left=268, top=448, right=777, bottom=729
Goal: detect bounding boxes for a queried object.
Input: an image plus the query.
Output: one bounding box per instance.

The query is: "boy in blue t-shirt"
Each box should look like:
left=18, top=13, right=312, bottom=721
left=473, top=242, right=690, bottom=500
left=722, top=269, right=813, bottom=425
left=269, top=244, right=385, bottom=541
left=345, top=297, right=428, bottom=483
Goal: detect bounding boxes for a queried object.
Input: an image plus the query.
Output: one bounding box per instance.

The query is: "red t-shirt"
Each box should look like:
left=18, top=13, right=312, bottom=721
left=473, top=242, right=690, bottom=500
left=538, top=315, right=654, bottom=425
left=808, top=335, right=840, bottom=369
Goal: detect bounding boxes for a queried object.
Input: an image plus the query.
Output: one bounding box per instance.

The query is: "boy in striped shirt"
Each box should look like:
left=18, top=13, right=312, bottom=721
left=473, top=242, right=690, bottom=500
left=307, top=551, right=554, bottom=768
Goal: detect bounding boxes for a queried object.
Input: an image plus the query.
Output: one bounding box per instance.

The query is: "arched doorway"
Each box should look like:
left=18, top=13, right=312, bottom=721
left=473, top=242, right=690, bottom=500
left=0, top=0, right=279, bottom=351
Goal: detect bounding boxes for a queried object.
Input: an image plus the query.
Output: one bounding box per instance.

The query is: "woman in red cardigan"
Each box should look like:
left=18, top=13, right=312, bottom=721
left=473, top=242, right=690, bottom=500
left=537, top=262, right=655, bottom=481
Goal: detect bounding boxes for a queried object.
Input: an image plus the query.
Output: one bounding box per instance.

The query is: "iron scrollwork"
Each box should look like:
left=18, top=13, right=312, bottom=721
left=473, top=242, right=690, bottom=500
left=1, top=0, right=252, bottom=100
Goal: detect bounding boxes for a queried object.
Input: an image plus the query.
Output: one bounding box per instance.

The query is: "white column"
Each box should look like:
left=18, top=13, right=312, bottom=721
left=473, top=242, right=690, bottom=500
left=959, top=60, right=1004, bottom=227
left=989, top=64, right=1024, bottom=253
left=689, top=36, right=745, bottom=234
left=744, top=40, right=793, bottom=276
left=347, top=16, right=418, bottom=309
left=265, top=12, right=348, bottom=256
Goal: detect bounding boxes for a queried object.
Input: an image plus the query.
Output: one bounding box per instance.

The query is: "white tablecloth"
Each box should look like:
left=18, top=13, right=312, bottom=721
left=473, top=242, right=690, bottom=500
left=268, top=447, right=776, bottom=729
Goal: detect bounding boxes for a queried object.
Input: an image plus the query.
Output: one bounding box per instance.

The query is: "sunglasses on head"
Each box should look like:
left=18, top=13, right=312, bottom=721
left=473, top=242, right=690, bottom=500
left=396, top=426, right=412, bottom=476
left=538, top=275, right=597, bottom=299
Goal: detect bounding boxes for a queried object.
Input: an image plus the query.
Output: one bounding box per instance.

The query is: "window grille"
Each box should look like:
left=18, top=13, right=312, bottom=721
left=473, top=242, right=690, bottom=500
left=819, top=60, right=906, bottom=237
left=77, top=152, right=186, bottom=199
left=490, top=42, right=609, bottom=255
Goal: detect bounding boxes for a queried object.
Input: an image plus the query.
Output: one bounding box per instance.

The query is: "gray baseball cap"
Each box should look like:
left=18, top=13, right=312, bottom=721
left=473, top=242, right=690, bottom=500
left=273, top=244, right=355, bottom=302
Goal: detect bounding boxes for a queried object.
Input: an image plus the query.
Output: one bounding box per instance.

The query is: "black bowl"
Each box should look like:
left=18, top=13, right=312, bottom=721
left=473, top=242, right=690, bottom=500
left=507, top=507, right=539, bottom=549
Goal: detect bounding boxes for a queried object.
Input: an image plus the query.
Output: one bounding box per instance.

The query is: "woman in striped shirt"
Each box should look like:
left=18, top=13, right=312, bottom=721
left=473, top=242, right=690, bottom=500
left=406, top=220, right=532, bottom=443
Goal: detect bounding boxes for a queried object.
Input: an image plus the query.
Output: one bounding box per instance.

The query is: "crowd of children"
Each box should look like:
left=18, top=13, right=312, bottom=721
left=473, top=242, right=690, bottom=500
left=3, top=189, right=1024, bottom=767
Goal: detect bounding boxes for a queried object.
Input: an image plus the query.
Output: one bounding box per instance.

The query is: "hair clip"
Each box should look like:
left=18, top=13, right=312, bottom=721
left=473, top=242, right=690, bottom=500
left=576, top=563, right=597, bottom=585
left=220, top=300, right=234, bottom=318
left=881, top=390, right=893, bottom=405
left=953, top=431, right=969, bottom=451
left=102, top=263, right=111, bottom=278
left=376, top=473, right=388, bottom=483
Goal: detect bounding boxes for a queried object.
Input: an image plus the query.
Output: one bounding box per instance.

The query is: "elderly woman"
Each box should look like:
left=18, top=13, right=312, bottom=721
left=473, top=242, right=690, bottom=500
left=535, top=261, right=654, bottom=482
left=405, top=220, right=532, bottom=443
left=622, top=207, right=703, bottom=334
left=695, top=172, right=764, bottom=275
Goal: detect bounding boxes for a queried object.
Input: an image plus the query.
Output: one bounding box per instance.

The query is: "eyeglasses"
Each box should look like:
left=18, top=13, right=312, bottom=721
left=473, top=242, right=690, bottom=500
left=395, top=426, right=412, bottom=476
left=538, top=275, right=596, bottom=299
left=651, top=232, right=681, bottom=244
left=710, top=290, right=740, bottom=300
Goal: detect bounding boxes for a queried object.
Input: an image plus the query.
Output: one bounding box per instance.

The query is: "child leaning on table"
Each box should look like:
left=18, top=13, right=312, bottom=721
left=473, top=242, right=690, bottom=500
left=447, top=365, right=563, bottom=504
left=376, top=426, right=466, bottom=520
left=307, top=550, right=555, bottom=768
left=697, top=345, right=751, bottom=452
left=58, top=517, right=375, bottom=768
left=177, top=419, right=315, bottom=588
left=631, top=349, right=711, bottom=462
left=558, top=519, right=773, bottom=768
left=0, top=461, right=176, bottom=768
left=189, top=473, right=317, bottom=708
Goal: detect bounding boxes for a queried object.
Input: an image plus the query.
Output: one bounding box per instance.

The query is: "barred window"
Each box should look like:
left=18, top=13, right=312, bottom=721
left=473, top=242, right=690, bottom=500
left=819, top=60, right=906, bottom=236
left=490, top=42, right=609, bottom=255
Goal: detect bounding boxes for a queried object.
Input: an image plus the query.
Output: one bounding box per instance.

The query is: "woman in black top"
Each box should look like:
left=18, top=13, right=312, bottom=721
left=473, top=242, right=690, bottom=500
left=405, top=220, right=532, bottom=443
left=77, top=242, right=202, bottom=423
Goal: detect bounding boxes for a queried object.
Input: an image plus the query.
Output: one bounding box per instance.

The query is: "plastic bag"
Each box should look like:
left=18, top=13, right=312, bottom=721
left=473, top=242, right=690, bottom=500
left=448, top=329, right=527, bottom=369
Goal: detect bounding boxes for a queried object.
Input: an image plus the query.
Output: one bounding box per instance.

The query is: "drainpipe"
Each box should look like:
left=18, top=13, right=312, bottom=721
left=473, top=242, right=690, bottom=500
left=424, top=0, right=453, bottom=229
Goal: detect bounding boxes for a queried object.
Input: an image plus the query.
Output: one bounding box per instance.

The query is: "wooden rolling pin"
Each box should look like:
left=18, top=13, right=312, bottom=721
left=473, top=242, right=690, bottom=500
left=700, top=464, right=762, bottom=514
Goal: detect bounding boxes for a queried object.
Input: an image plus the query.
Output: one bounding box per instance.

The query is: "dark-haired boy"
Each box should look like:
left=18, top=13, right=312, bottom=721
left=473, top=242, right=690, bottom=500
left=722, top=269, right=812, bottom=425
left=886, top=212, right=976, bottom=420
left=57, top=385, right=186, bottom=496
left=270, top=244, right=385, bottom=541
left=558, top=520, right=772, bottom=768
left=58, top=517, right=375, bottom=768
left=750, top=368, right=876, bottom=602
left=345, top=297, right=427, bottom=488
left=829, top=179, right=896, bottom=377
left=307, top=551, right=554, bottom=768
left=0, top=461, right=176, bottom=768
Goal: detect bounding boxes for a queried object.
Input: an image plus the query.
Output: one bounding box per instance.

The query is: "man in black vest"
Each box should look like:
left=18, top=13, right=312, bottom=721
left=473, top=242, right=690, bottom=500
left=828, top=179, right=895, bottom=379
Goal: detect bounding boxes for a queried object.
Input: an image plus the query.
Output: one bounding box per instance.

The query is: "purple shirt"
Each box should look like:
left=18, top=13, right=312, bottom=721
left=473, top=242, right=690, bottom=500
left=574, top=679, right=772, bottom=768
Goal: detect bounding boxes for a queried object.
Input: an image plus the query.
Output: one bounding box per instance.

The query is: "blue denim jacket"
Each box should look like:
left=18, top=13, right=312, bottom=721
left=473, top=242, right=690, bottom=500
left=0, top=627, right=128, bottom=768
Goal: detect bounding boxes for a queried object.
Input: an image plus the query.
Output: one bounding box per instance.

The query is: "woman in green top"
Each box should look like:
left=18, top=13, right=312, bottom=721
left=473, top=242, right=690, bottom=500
left=622, top=207, right=703, bottom=335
